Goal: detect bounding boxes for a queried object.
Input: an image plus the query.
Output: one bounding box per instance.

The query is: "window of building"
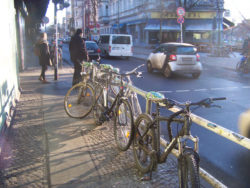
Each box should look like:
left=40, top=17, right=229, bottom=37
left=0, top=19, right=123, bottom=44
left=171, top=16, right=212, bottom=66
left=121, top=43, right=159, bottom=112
left=105, top=5, right=108, bottom=16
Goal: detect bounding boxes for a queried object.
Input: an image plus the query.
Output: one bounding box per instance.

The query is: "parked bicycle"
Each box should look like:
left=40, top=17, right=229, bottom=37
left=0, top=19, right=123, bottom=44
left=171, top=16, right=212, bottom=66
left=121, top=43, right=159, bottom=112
left=64, top=61, right=100, bottom=118
left=93, top=64, right=144, bottom=151
left=133, top=94, right=226, bottom=187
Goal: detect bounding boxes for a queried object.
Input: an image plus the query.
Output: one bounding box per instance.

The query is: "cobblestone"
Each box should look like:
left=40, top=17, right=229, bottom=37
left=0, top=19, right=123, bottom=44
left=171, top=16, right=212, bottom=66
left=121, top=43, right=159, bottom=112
left=0, top=90, right=48, bottom=188
left=82, top=123, right=180, bottom=188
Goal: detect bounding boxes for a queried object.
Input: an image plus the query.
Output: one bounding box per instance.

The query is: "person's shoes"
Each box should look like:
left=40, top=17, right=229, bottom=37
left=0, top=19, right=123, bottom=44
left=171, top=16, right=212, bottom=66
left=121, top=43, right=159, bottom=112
left=38, top=76, right=43, bottom=81
left=42, top=80, right=50, bottom=84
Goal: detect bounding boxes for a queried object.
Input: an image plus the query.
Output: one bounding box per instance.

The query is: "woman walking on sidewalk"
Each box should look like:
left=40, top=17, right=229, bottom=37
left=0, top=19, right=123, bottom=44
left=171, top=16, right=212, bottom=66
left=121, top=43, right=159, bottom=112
left=35, top=32, right=51, bottom=83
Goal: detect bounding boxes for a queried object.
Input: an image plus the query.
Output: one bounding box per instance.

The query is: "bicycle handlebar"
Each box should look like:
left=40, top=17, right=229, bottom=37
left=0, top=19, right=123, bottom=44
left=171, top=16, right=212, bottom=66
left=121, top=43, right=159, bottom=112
left=111, top=64, right=144, bottom=77
left=162, top=97, right=226, bottom=109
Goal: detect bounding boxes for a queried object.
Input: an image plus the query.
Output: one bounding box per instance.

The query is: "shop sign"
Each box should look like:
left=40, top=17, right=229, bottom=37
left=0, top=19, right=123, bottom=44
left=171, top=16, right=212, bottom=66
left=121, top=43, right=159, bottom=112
left=151, top=12, right=216, bottom=19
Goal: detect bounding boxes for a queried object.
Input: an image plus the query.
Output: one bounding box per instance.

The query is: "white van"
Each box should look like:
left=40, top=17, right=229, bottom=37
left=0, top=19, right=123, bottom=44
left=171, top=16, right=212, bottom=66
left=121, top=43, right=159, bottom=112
left=98, top=34, right=133, bottom=58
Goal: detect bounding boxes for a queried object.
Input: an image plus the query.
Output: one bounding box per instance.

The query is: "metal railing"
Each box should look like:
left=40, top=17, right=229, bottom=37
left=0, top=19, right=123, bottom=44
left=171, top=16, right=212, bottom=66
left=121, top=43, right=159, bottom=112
left=122, top=82, right=250, bottom=188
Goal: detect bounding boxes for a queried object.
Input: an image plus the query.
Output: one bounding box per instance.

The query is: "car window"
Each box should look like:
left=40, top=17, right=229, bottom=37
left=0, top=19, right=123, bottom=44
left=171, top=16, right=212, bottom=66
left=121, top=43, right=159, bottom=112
left=176, top=46, right=197, bottom=55
left=153, top=47, right=161, bottom=53
left=100, top=36, right=109, bottom=44
left=112, top=36, right=130, bottom=44
left=86, top=42, right=98, bottom=50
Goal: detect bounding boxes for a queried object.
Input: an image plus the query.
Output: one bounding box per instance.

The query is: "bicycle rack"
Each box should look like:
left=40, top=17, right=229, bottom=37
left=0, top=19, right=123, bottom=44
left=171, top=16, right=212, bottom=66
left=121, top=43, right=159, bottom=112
left=121, top=82, right=250, bottom=188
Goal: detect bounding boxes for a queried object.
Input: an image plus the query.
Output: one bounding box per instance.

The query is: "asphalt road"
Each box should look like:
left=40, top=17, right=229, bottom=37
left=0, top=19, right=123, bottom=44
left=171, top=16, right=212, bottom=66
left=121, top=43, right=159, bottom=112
left=62, top=44, right=250, bottom=188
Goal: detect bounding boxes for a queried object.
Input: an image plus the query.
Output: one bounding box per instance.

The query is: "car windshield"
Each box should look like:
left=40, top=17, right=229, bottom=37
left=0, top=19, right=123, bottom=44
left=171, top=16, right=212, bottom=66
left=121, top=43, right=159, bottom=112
left=86, top=42, right=98, bottom=50
left=176, top=46, right=197, bottom=55
left=112, top=36, right=130, bottom=44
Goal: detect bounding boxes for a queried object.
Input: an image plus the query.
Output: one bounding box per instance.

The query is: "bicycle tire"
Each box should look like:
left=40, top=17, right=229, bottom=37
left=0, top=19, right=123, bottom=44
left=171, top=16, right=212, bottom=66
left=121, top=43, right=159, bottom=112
left=114, top=99, right=134, bottom=151
left=64, top=83, right=95, bottom=118
left=133, top=113, right=157, bottom=173
left=93, top=86, right=105, bottom=126
left=236, top=61, right=243, bottom=73
left=178, top=148, right=200, bottom=188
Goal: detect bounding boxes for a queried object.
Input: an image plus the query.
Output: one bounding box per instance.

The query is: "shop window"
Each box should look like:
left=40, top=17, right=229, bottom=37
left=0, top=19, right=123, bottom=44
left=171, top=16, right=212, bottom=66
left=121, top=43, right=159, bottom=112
left=193, top=33, right=201, bottom=40
left=202, top=32, right=210, bottom=39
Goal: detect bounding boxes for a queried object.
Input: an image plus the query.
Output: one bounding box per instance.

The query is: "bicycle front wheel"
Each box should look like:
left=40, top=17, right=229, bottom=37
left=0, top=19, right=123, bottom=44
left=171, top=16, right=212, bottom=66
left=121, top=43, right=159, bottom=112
left=178, top=148, right=200, bottom=188
left=64, top=83, right=95, bottom=118
left=133, top=113, right=156, bottom=173
left=114, top=99, right=134, bottom=151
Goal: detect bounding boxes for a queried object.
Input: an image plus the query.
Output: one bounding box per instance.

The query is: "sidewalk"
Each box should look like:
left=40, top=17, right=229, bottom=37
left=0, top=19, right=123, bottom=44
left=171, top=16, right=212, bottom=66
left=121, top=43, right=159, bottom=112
left=0, top=50, right=213, bottom=187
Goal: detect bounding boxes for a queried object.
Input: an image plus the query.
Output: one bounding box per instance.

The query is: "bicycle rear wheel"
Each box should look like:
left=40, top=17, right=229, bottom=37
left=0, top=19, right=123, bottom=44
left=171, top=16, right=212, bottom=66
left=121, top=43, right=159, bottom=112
left=114, top=99, right=134, bottom=151
left=133, top=113, right=156, bottom=173
left=64, top=83, right=95, bottom=118
left=178, top=148, right=200, bottom=188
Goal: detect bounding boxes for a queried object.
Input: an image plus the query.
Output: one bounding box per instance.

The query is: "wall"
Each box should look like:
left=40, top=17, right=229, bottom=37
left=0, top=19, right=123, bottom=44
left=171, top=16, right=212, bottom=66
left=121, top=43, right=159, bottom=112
left=0, top=0, right=20, bottom=132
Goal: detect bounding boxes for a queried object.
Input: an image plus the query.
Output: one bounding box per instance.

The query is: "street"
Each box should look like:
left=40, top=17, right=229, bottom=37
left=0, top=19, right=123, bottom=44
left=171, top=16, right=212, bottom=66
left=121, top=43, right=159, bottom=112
left=62, top=43, right=250, bottom=187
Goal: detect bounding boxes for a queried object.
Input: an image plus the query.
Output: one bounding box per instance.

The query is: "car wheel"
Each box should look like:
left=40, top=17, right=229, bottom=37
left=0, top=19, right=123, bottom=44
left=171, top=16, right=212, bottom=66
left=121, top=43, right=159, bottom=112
left=147, top=61, right=153, bottom=73
left=192, top=73, right=201, bottom=79
left=163, top=65, right=172, bottom=78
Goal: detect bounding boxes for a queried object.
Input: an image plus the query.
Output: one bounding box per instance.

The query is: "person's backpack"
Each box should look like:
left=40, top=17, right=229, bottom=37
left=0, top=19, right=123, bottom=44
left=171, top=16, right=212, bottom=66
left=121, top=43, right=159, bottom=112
left=34, top=44, right=41, bottom=56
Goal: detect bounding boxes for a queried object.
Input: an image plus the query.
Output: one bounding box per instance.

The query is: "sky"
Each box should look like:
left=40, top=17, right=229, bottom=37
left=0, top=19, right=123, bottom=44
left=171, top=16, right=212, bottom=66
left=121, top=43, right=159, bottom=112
left=45, top=1, right=66, bottom=26
left=224, top=0, right=250, bottom=24
left=45, top=0, right=250, bottom=26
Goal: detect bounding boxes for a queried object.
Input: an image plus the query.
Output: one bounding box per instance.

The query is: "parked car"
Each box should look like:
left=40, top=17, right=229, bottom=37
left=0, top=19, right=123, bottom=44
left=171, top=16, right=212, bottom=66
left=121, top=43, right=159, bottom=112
left=147, top=42, right=202, bottom=78
left=85, top=41, right=101, bottom=62
left=98, top=34, right=133, bottom=59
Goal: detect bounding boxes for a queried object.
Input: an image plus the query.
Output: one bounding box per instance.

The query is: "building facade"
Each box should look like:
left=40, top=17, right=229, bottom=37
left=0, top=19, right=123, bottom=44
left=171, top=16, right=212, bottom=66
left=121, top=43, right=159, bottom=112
left=98, top=0, right=226, bottom=46
left=70, top=0, right=100, bottom=39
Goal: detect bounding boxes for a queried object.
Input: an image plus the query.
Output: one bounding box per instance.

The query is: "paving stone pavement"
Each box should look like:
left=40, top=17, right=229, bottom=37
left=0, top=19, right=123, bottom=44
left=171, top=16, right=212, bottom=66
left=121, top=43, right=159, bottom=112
left=0, top=90, right=49, bottom=187
left=0, top=57, right=211, bottom=187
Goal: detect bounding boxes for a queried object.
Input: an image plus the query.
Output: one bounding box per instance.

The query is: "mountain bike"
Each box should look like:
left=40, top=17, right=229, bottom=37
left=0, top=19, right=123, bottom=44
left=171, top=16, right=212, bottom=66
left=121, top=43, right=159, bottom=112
left=64, top=61, right=100, bottom=118
left=133, top=94, right=226, bottom=187
left=93, top=64, right=144, bottom=151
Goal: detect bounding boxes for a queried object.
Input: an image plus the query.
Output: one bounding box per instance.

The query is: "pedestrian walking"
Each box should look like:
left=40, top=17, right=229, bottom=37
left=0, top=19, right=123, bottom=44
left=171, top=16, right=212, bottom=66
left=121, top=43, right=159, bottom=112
left=69, top=28, right=89, bottom=86
left=35, top=32, right=52, bottom=83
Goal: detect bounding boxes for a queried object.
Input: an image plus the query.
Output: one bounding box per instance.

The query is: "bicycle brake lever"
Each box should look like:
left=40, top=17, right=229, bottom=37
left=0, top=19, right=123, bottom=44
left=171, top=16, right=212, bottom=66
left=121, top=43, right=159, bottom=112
left=136, top=72, right=143, bottom=78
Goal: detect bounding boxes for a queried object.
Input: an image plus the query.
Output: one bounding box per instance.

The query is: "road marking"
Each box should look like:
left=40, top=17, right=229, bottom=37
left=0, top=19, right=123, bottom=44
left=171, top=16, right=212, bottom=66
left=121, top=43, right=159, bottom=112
left=194, top=89, right=208, bottom=92
left=156, top=86, right=250, bottom=94
left=158, top=90, right=173, bottom=93
left=211, top=88, right=224, bottom=90
left=226, top=87, right=238, bottom=89
left=242, top=86, right=250, bottom=89
left=176, top=90, right=190, bottom=92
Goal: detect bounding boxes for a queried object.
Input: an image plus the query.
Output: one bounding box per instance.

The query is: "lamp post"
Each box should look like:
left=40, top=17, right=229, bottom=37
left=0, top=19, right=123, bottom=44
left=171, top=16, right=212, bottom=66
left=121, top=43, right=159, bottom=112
left=52, top=0, right=70, bottom=80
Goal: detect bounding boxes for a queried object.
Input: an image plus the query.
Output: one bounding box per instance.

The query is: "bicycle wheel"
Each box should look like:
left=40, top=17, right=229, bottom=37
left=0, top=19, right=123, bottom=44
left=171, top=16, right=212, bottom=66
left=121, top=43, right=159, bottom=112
left=114, top=99, right=134, bottom=151
left=236, top=61, right=243, bottom=73
left=133, top=113, right=156, bottom=173
left=93, top=86, right=105, bottom=126
left=178, top=148, right=200, bottom=188
left=64, top=83, right=95, bottom=118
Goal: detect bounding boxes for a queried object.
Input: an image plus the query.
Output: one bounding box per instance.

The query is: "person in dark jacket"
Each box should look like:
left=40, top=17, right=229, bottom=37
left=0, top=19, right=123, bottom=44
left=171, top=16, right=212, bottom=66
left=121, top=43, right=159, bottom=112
left=36, top=32, right=51, bottom=83
left=69, top=28, right=89, bottom=86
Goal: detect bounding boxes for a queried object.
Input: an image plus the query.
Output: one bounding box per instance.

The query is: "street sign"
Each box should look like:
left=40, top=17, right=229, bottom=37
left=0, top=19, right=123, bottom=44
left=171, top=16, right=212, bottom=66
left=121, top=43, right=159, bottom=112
left=176, top=7, right=185, bottom=17
left=177, top=16, right=184, bottom=24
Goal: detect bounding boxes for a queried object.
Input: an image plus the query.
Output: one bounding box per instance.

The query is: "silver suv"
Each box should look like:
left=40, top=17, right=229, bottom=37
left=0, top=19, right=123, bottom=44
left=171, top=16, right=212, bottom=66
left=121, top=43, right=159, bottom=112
left=147, top=42, right=202, bottom=78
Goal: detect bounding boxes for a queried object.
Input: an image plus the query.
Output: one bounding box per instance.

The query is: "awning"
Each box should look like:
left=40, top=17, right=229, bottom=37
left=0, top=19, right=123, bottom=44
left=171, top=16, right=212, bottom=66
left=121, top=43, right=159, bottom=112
left=185, top=19, right=215, bottom=31
left=112, top=23, right=125, bottom=29
left=223, top=17, right=235, bottom=29
left=127, top=19, right=147, bottom=26
left=144, top=19, right=180, bottom=31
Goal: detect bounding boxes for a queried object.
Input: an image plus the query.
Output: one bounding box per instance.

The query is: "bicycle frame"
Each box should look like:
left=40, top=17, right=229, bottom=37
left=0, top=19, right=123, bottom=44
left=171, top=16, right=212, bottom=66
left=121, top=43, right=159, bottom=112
left=142, top=100, right=199, bottom=164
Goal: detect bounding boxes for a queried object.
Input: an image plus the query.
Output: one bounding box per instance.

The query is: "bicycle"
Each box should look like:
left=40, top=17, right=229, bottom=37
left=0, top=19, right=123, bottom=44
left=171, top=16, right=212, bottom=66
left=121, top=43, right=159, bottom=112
left=64, top=61, right=100, bottom=118
left=133, top=94, right=226, bottom=187
left=93, top=64, right=144, bottom=151
left=236, top=55, right=250, bottom=74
